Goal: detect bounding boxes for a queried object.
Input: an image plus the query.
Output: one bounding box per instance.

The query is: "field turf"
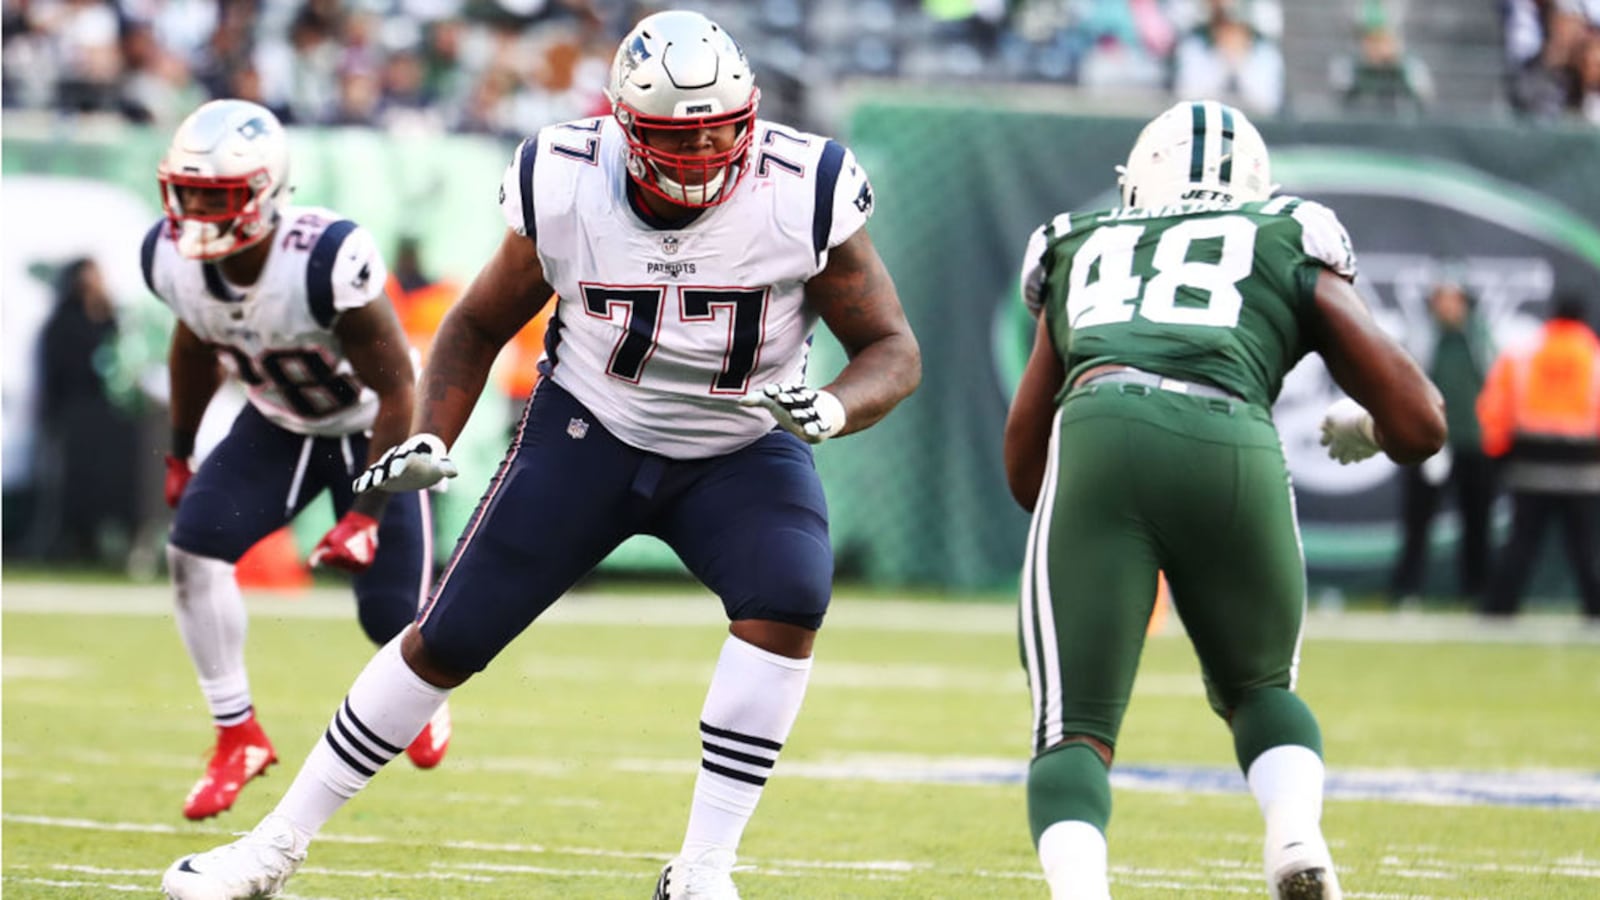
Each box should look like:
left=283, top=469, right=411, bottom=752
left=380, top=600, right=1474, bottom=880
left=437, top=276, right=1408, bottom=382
left=3, top=580, right=1597, bottom=898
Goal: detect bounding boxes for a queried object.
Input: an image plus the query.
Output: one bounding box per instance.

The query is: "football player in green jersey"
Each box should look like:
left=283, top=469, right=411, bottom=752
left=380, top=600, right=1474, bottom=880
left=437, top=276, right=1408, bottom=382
left=1003, top=100, right=1445, bottom=900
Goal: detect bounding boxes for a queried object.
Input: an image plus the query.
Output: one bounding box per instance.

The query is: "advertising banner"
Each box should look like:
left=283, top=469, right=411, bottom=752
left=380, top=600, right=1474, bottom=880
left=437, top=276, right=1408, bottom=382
left=830, top=101, right=1600, bottom=595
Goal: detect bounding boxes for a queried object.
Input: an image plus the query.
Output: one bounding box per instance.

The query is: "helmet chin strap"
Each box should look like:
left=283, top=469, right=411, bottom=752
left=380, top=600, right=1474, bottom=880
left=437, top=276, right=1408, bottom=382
left=652, top=164, right=727, bottom=206
left=177, top=221, right=239, bottom=260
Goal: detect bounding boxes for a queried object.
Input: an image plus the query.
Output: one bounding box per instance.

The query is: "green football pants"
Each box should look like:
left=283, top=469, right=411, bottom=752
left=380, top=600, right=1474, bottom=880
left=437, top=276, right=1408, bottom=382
left=1019, top=383, right=1308, bottom=755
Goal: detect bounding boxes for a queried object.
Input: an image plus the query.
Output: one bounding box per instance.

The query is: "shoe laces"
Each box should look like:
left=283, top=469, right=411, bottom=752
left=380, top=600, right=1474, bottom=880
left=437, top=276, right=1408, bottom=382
left=204, top=816, right=305, bottom=889
left=682, top=849, right=738, bottom=896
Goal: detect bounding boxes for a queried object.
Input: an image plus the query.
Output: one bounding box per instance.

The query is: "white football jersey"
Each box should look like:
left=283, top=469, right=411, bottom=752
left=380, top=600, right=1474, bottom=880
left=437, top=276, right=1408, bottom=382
left=142, top=205, right=396, bottom=437
left=499, top=116, right=874, bottom=458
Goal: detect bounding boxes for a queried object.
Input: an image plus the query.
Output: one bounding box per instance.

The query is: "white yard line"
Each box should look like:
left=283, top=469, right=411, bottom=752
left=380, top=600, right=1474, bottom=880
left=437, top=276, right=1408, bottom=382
left=0, top=816, right=1511, bottom=899
left=13, top=814, right=1581, bottom=898
left=4, top=582, right=1597, bottom=644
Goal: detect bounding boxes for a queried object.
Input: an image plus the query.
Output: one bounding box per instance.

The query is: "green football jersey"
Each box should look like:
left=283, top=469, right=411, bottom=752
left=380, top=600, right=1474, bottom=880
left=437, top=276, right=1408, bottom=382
left=1019, top=195, right=1359, bottom=407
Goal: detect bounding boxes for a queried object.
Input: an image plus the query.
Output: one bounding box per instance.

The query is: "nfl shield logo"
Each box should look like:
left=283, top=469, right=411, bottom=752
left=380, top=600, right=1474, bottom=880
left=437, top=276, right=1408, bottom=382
left=567, top=417, right=589, bottom=439
left=661, top=235, right=680, bottom=255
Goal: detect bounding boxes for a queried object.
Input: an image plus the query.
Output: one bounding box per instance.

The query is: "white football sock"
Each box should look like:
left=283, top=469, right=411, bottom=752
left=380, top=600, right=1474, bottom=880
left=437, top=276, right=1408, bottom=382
left=168, top=545, right=252, bottom=727
left=680, top=635, right=812, bottom=859
left=1247, top=744, right=1326, bottom=838
left=1248, top=744, right=1336, bottom=889
left=272, top=633, right=449, bottom=838
left=1038, top=820, right=1112, bottom=900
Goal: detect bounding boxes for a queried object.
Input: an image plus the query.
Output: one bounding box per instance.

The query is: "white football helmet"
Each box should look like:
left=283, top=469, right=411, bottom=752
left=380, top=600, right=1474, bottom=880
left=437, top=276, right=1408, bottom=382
left=158, top=99, right=291, bottom=260
left=1117, top=100, right=1274, bottom=209
left=607, top=10, right=759, bottom=208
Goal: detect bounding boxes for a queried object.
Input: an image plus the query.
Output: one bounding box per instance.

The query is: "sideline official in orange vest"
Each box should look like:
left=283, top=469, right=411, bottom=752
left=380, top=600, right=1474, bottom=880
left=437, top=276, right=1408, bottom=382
left=1476, top=294, right=1600, bottom=620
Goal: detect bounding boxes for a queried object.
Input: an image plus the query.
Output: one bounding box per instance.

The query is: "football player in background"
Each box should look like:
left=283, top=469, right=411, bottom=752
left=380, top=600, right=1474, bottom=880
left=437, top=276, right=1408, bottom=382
left=148, top=99, right=450, bottom=822
left=1003, top=101, right=1444, bottom=900
left=162, top=11, right=920, bottom=900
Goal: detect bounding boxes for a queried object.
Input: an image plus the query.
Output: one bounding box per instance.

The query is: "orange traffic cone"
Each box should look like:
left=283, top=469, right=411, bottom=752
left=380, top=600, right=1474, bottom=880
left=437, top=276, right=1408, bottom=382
left=1147, top=572, right=1172, bottom=636
left=235, top=526, right=311, bottom=593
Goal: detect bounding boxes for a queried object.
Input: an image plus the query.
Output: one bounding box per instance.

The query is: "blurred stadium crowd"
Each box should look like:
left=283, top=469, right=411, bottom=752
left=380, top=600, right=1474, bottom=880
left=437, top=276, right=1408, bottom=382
left=6, top=0, right=1600, bottom=136
left=6, top=0, right=1599, bottom=600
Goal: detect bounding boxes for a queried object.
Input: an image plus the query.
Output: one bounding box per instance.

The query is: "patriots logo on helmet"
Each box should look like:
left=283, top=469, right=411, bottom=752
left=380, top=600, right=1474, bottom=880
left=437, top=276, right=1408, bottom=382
left=620, top=35, right=650, bottom=80
left=236, top=117, right=269, bottom=140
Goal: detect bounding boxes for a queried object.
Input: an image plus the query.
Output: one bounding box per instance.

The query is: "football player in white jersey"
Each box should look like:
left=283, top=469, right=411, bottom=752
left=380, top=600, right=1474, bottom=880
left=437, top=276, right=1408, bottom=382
left=162, top=12, right=921, bottom=900
left=146, top=99, right=451, bottom=823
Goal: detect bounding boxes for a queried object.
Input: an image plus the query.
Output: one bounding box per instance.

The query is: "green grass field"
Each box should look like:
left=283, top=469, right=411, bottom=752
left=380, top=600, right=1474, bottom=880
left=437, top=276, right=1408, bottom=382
left=4, top=579, right=1598, bottom=898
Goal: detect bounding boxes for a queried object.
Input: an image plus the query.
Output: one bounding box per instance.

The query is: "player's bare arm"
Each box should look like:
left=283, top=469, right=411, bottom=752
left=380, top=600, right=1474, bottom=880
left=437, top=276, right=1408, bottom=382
left=1003, top=313, right=1065, bottom=512
left=335, top=296, right=417, bottom=515
left=805, top=227, right=921, bottom=435
left=1312, top=268, right=1446, bottom=463
left=415, top=229, right=554, bottom=446
left=168, top=320, right=223, bottom=458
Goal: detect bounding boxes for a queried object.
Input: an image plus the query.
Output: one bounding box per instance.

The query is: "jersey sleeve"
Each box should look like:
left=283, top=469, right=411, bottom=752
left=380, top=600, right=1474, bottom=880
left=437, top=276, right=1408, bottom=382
left=328, top=224, right=388, bottom=313
left=140, top=219, right=172, bottom=305
left=821, top=142, right=873, bottom=251
left=499, top=137, right=538, bottom=239
left=1292, top=200, right=1358, bottom=280
left=306, top=221, right=388, bottom=326
left=1019, top=213, right=1073, bottom=317
left=1018, top=223, right=1049, bottom=316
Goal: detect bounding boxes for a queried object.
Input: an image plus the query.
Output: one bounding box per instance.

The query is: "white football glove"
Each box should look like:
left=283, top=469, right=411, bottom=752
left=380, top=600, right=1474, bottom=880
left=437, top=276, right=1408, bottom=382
left=354, top=433, right=459, bottom=493
left=739, top=383, right=847, bottom=444
left=1319, top=398, right=1381, bottom=465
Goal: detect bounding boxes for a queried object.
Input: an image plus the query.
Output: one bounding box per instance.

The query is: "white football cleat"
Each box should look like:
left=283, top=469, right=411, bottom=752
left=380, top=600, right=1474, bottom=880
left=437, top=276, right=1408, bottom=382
left=162, top=813, right=307, bottom=899
left=652, top=848, right=740, bottom=899
left=1266, top=834, right=1342, bottom=900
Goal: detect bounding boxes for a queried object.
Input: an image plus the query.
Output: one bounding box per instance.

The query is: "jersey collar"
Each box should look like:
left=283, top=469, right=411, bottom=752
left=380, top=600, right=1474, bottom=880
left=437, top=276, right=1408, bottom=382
left=625, top=179, right=705, bottom=231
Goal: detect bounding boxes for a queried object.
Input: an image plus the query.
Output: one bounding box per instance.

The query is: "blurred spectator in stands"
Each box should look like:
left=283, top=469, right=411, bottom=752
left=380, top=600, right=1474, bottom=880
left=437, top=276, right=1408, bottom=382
left=1330, top=5, right=1433, bottom=117
left=332, top=67, right=384, bottom=127
left=1503, top=0, right=1551, bottom=73
left=2, top=1, right=56, bottom=109
left=1477, top=294, right=1600, bottom=621
left=224, top=64, right=285, bottom=121
left=1389, top=276, right=1495, bottom=609
left=29, top=258, right=141, bottom=565
left=256, top=5, right=342, bottom=124
left=40, top=0, right=123, bottom=113
left=457, top=66, right=520, bottom=136
left=378, top=49, right=446, bottom=133
left=119, top=19, right=197, bottom=125
left=1575, top=28, right=1600, bottom=121
left=190, top=0, right=256, bottom=104
left=422, top=18, right=476, bottom=111
left=1074, top=0, right=1175, bottom=91
left=924, top=0, right=1007, bottom=57
left=1171, top=0, right=1284, bottom=115
left=1509, top=0, right=1588, bottom=119
left=519, top=24, right=611, bottom=125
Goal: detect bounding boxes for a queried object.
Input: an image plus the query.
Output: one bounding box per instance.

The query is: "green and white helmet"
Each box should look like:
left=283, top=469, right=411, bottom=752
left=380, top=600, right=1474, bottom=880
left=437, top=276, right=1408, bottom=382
left=1117, top=100, right=1274, bottom=209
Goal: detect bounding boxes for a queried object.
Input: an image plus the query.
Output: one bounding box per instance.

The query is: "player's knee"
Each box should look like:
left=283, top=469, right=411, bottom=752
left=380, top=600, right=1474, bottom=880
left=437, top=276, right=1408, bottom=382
left=728, top=529, right=832, bottom=626
left=167, top=491, right=254, bottom=563
left=401, top=625, right=474, bottom=689
left=1043, top=733, right=1115, bottom=767
left=166, top=544, right=235, bottom=607
left=355, top=597, right=414, bottom=647
left=730, top=618, right=817, bottom=658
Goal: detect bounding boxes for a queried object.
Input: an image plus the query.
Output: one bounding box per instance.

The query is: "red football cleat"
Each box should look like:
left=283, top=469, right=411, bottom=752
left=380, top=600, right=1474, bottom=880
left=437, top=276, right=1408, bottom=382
left=183, top=716, right=278, bottom=820
left=405, top=702, right=452, bottom=770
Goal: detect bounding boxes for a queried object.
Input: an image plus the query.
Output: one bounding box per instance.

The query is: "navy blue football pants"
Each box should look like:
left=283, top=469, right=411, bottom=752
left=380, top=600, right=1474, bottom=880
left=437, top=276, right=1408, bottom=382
left=170, top=403, right=432, bottom=646
left=418, top=380, right=834, bottom=674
